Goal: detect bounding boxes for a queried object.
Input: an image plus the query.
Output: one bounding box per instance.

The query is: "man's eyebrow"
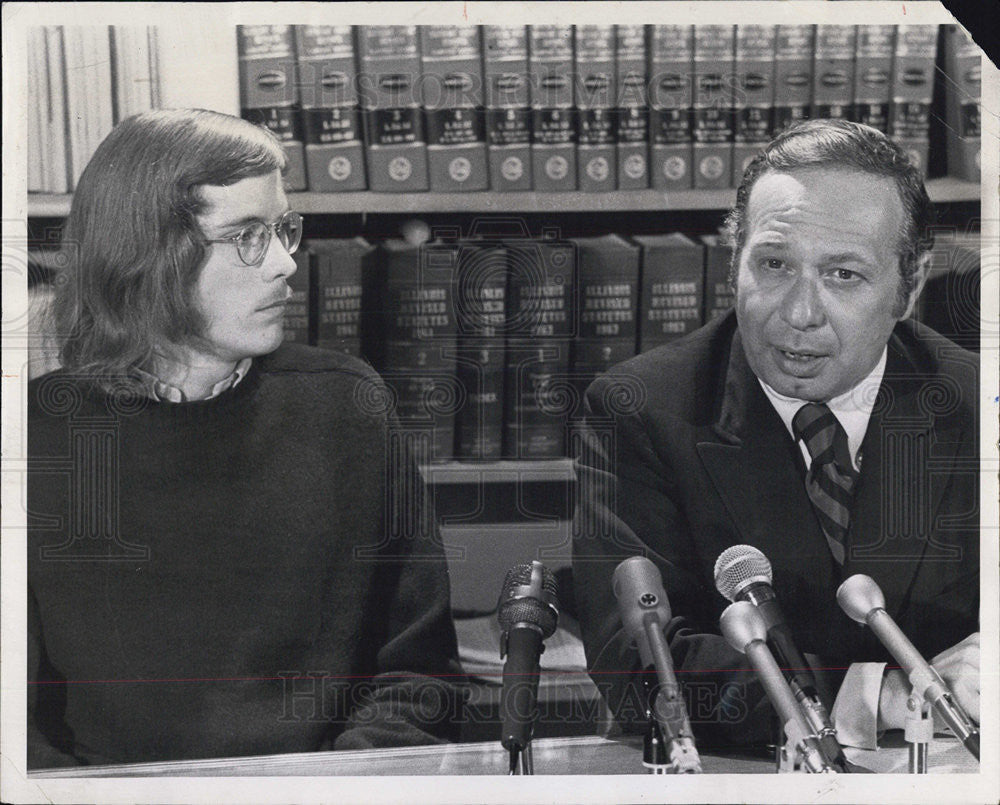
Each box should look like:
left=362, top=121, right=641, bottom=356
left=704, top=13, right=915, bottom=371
left=209, top=206, right=291, bottom=235
left=819, top=251, right=874, bottom=265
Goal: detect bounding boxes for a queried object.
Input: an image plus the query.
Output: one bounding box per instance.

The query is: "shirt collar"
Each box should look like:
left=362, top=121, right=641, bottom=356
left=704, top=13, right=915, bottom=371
left=134, top=357, right=253, bottom=403
left=758, top=348, right=887, bottom=471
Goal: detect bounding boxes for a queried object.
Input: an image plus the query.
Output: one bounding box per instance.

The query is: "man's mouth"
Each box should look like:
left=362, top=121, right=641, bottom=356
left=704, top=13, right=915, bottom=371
left=777, top=348, right=825, bottom=362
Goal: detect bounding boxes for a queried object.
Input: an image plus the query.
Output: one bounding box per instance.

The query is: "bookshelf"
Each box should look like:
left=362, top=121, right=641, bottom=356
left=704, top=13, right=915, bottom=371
left=26, top=177, right=982, bottom=218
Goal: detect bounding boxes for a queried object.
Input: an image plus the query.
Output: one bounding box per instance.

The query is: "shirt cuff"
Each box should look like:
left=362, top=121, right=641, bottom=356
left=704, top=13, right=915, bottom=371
left=831, top=662, right=887, bottom=750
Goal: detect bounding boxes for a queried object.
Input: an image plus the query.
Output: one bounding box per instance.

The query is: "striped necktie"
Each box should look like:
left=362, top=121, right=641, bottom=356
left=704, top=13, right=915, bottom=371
left=792, top=403, right=860, bottom=566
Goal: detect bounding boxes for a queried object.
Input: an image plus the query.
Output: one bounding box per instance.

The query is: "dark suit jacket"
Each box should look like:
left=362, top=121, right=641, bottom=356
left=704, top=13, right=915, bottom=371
left=572, top=312, right=979, bottom=749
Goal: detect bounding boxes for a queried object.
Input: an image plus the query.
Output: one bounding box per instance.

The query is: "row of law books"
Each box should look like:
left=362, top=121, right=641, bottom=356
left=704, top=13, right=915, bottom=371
left=285, top=230, right=979, bottom=462
left=237, top=23, right=983, bottom=194
left=26, top=23, right=981, bottom=196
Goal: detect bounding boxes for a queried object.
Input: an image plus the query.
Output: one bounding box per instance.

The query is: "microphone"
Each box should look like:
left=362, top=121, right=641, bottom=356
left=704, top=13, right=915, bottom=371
left=715, top=545, right=849, bottom=772
left=837, top=574, right=980, bottom=761
left=497, top=560, right=559, bottom=772
left=721, top=601, right=835, bottom=774
left=612, top=556, right=702, bottom=773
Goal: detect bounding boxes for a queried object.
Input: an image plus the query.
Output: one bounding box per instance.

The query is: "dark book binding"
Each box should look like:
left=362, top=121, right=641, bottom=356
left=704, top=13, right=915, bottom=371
left=504, top=237, right=576, bottom=457
left=812, top=25, right=857, bottom=121
left=649, top=25, right=694, bottom=190
left=575, top=25, right=617, bottom=192
left=237, top=25, right=307, bottom=191
left=528, top=25, right=576, bottom=191
left=942, top=25, right=981, bottom=181
left=615, top=24, right=649, bottom=190
left=357, top=25, right=429, bottom=191
left=309, top=236, right=373, bottom=358
left=634, top=232, right=705, bottom=352
left=421, top=25, right=489, bottom=191
left=572, top=234, right=640, bottom=405
left=734, top=25, right=777, bottom=179
left=774, top=25, right=815, bottom=134
left=853, top=25, right=896, bottom=132
left=295, top=25, right=366, bottom=191
left=483, top=25, right=532, bottom=191
left=453, top=240, right=508, bottom=459
left=692, top=25, right=735, bottom=190
left=283, top=248, right=312, bottom=345
left=370, top=239, right=458, bottom=461
left=702, top=234, right=735, bottom=321
left=889, top=25, right=939, bottom=174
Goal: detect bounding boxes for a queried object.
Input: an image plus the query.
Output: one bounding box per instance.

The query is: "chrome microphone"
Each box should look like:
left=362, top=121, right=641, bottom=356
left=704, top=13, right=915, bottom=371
left=720, top=601, right=835, bottom=774
left=613, top=556, right=702, bottom=773
left=715, top=545, right=848, bottom=771
left=837, top=574, right=980, bottom=762
left=497, top=560, right=559, bottom=772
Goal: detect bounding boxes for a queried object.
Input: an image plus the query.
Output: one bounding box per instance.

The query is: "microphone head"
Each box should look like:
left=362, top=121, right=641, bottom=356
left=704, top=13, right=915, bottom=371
left=497, top=561, right=559, bottom=638
left=836, top=574, right=886, bottom=624
left=612, top=557, right=671, bottom=668
left=714, top=545, right=772, bottom=602
left=719, top=600, right=768, bottom=654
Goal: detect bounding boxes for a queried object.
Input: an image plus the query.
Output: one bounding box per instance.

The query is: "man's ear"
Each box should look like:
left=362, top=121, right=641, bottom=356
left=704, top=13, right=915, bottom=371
left=900, top=251, right=932, bottom=320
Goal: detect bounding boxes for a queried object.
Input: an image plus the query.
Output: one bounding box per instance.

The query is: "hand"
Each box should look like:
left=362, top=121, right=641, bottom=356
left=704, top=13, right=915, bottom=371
left=877, top=632, right=980, bottom=730
left=930, top=631, right=979, bottom=724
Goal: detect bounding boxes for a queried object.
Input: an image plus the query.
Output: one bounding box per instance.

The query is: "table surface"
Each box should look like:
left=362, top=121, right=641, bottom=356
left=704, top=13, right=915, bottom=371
left=30, top=732, right=977, bottom=778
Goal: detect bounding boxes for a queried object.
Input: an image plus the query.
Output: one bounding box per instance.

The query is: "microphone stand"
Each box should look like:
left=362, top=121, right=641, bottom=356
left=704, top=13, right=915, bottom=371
left=508, top=742, right=534, bottom=775
left=904, top=692, right=934, bottom=774
left=642, top=673, right=670, bottom=774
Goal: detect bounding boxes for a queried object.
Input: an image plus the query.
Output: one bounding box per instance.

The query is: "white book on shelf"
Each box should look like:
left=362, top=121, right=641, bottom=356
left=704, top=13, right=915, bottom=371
left=63, top=26, right=113, bottom=189
left=27, top=27, right=46, bottom=191
left=153, top=23, right=239, bottom=115
left=43, top=26, right=69, bottom=194
left=111, top=26, right=154, bottom=121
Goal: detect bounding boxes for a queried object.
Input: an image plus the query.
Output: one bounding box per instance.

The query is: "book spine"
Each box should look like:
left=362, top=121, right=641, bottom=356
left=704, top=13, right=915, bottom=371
left=649, top=25, right=693, bottom=190
left=692, top=25, right=735, bottom=190
left=942, top=25, right=981, bottom=181
left=154, top=23, right=240, bottom=114
left=237, top=25, right=307, bottom=191
left=703, top=240, right=734, bottom=320
left=575, top=25, right=617, bottom=192
left=110, top=26, right=154, bottom=122
left=529, top=25, right=576, bottom=190
left=357, top=25, right=429, bottom=191
left=853, top=25, right=896, bottom=132
left=573, top=237, right=640, bottom=405
left=28, top=27, right=46, bottom=191
left=637, top=241, right=705, bottom=351
left=377, top=240, right=458, bottom=460
left=774, top=25, right=815, bottom=133
left=812, top=25, right=857, bottom=121
left=454, top=241, right=508, bottom=459
left=615, top=24, right=649, bottom=189
left=421, top=25, right=489, bottom=191
left=889, top=25, right=939, bottom=174
left=312, top=238, right=370, bottom=357
left=63, top=27, right=114, bottom=190
left=504, top=239, right=576, bottom=458
left=733, top=25, right=776, bottom=179
left=44, top=26, right=70, bottom=194
left=283, top=249, right=312, bottom=345
left=295, top=25, right=367, bottom=191
left=483, top=25, right=532, bottom=191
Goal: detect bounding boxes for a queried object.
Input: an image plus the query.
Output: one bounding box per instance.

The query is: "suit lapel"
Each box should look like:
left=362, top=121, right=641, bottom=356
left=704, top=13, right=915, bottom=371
left=696, top=331, right=838, bottom=581
left=845, top=331, right=964, bottom=619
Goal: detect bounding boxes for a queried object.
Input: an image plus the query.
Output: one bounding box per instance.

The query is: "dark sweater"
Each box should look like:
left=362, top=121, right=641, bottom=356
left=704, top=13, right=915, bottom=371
left=27, top=344, right=465, bottom=768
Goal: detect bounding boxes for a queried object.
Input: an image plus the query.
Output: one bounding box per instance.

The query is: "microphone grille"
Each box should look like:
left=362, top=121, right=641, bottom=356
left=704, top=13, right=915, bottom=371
left=714, top=544, right=772, bottom=602
left=497, top=562, right=559, bottom=637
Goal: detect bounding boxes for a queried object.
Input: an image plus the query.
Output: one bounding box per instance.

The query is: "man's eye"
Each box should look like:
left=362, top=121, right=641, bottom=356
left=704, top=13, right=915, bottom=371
left=832, top=268, right=860, bottom=281
left=238, top=223, right=267, bottom=247
left=759, top=258, right=785, bottom=271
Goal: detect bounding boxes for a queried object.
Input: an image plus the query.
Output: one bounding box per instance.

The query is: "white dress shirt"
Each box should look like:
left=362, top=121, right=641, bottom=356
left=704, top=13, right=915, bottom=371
left=757, top=349, right=890, bottom=750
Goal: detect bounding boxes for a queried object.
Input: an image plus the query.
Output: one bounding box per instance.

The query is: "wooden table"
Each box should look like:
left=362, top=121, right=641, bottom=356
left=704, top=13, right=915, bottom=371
left=30, top=732, right=977, bottom=777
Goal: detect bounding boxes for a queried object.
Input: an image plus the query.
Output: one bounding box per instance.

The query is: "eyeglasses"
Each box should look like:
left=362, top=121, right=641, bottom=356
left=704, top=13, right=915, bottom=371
left=202, top=210, right=303, bottom=267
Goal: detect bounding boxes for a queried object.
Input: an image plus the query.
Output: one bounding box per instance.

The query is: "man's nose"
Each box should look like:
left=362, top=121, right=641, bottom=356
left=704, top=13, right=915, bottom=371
left=260, top=236, right=298, bottom=281
left=780, top=272, right=825, bottom=330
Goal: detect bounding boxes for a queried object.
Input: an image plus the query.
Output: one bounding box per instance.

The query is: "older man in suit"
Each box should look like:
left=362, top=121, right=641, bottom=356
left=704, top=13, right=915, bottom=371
left=573, top=119, right=979, bottom=754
